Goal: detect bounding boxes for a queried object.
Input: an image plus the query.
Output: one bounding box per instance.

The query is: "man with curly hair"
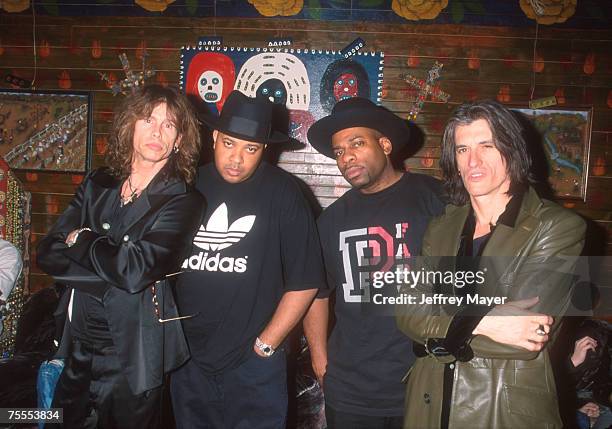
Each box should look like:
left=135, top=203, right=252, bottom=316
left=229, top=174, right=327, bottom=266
left=38, top=84, right=205, bottom=429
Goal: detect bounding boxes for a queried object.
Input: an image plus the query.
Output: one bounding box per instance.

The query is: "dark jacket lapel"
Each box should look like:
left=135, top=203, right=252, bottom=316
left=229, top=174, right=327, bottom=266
left=89, top=167, right=188, bottom=235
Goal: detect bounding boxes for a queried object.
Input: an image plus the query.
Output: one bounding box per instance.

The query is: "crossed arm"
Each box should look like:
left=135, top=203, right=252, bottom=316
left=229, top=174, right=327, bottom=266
left=37, top=176, right=203, bottom=296
left=396, top=213, right=586, bottom=361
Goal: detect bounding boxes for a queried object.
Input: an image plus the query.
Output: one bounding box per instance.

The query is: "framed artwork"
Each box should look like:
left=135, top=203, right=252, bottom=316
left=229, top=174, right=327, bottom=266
left=0, top=90, right=93, bottom=173
left=180, top=46, right=383, bottom=145
left=512, top=107, right=592, bottom=201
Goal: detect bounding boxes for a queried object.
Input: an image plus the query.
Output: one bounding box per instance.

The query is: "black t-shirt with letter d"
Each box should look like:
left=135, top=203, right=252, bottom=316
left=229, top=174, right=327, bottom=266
left=317, top=172, right=446, bottom=417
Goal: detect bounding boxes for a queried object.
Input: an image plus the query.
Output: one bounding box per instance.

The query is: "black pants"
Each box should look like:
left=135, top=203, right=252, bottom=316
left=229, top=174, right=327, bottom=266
left=52, top=340, right=162, bottom=429
left=325, top=404, right=403, bottom=429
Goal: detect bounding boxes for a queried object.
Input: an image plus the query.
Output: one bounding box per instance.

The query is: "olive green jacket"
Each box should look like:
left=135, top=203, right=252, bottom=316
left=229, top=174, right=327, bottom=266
left=396, top=187, right=586, bottom=429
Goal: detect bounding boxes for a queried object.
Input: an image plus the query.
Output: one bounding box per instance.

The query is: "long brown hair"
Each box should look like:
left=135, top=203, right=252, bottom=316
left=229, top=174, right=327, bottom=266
left=440, top=100, right=533, bottom=205
left=106, top=84, right=201, bottom=184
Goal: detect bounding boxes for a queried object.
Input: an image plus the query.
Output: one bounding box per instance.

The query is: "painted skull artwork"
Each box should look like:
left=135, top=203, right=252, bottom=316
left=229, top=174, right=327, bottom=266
left=184, top=51, right=236, bottom=114
left=333, top=73, right=358, bottom=101
left=256, top=78, right=287, bottom=105
left=234, top=52, right=310, bottom=111
left=320, top=59, right=370, bottom=114
left=197, top=70, right=224, bottom=103
left=181, top=46, right=382, bottom=146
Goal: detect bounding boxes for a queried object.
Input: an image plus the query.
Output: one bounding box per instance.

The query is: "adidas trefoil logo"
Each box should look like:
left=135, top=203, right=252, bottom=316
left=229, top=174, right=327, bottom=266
left=194, top=203, right=255, bottom=251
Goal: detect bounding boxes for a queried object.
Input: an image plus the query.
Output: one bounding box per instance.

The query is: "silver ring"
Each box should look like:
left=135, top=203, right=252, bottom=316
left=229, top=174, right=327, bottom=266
left=536, top=325, right=546, bottom=336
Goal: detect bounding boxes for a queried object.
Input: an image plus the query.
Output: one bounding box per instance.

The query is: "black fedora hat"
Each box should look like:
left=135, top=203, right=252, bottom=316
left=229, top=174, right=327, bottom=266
left=199, top=90, right=288, bottom=144
left=308, top=97, right=410, bottom=159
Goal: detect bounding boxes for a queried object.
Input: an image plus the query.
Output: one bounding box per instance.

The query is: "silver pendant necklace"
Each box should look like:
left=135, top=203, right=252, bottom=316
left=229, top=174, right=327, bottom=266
left=120, top=175, right=139, bottom=207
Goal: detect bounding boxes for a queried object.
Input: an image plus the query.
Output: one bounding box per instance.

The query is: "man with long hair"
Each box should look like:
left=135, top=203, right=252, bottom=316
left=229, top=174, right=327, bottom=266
left=38, top=84, right=204, bottom=428
left=397, top=100, right=586, bottom=428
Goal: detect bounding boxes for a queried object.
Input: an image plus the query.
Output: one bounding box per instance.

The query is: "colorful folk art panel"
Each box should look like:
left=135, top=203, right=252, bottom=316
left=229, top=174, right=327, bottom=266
left=180, top=46, right=383, bottom=146
left=0, top=91, right=92, bottom=173
left=0, top=157, right=31, bottom=358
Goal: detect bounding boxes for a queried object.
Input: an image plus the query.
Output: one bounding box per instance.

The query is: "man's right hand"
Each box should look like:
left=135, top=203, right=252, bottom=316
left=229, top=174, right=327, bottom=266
left=311, top=353, right=327, bottom=388
left=472, top=296, right=553, bottom=352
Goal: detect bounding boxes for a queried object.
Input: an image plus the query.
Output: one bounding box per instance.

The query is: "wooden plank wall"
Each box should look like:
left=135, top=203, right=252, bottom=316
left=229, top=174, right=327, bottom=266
left=0, top=14, right=610, bottom=293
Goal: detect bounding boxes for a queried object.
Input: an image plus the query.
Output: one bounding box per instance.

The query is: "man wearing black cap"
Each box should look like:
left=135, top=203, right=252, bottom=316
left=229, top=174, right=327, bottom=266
left=171, top=90, right=324, bottom=429
left=303, top=97, right=446, bottom=428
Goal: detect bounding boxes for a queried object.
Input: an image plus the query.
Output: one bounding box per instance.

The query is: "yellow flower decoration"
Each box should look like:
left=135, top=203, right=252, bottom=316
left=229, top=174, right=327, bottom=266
left=249, top=0, right=303, bottom=17
left=135, top=0, right=176, bottom=12
left=1, top=0, right=30, bottom=13
left=519, top=0, right=576, bottom=25
left=392, top=0, right=449, bottom=20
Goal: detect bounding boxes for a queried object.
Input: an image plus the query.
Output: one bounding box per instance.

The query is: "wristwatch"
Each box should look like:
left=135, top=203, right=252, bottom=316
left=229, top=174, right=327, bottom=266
left=255, top=337, right=275, bottom=357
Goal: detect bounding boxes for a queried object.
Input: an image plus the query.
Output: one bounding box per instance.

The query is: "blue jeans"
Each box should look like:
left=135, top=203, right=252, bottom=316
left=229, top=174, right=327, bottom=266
left=37, top=359, right=65, bottom=429
left=171, top=348, right=288, bottom=429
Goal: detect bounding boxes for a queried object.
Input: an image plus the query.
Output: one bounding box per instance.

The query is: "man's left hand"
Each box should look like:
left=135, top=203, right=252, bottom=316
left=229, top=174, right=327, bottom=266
left=65, top=229, right=80, bottom=246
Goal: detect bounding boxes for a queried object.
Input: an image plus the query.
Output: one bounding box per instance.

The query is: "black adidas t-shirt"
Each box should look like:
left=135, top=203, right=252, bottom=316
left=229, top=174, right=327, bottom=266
left=317, top=172, right=445, bottom=417
left=175, top=161, right=325, bottom=374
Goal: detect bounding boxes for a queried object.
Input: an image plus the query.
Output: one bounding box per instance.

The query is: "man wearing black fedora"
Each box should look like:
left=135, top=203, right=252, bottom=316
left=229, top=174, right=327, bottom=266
left=303, top=97, right=445, bottom=428
left=171, top=90, right=324, bottom=428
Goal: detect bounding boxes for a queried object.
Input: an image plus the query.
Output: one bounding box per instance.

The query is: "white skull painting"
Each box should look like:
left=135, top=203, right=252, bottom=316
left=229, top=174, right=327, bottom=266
left=197, top=70, right=223, bottom=103
left=234, top=53, right=310, bottom=111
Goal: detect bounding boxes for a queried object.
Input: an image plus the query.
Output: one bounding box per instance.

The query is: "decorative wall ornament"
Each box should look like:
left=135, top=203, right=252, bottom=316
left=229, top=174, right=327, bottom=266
left=512, top=106, right=592, bottom=200
left=99, top=53, right=156, bottom=96
left=583, top=53, right=596, bottom=75
left=0, top=90, right=93, bottom=173
left=135, top=0, right=176, bottom=13
left=497, top=84, right=511, bottom=103
left=91, top=40, right=103, bottom=59
left=180, top=45, right=383, bottom=146
left=0, top=157, right=31, bottom=358
left=467, top=49, right=480, bottom=70
left=38, top=40, right=51, bottom=59
left=0, top=0, right=30, bottom=13
left=592, top=156, right=606, bottom=177
left=519, top=0, right=576, bottom=25
left=248, top=0, right=303, bottom=17
left=392, top=0, right=449, bottom=21
left=406, top=49, right=420, bottom=67
left=58, top=70, right=72, bottom=89
left=400, top=61, right=450, bottom=119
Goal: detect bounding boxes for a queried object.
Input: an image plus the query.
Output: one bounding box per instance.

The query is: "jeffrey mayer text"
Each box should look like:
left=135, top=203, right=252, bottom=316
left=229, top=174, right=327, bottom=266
left=373, top=293, right=508, bottom=306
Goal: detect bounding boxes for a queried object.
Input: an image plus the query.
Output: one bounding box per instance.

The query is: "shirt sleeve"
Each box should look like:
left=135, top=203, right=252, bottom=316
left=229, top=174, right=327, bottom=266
left=0, top=239, right=22, bottom=300
left=279, top=179, right=326, bottom=292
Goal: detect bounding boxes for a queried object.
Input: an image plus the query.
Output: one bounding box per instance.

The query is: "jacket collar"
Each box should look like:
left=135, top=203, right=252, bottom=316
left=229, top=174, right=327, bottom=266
left=90, top=164, right=188, bottom=197
left=88, top=165, right=189, bottom=234
left=481, top=186, right=542, bottom=257
left=436, top=186, right=543, bottom=257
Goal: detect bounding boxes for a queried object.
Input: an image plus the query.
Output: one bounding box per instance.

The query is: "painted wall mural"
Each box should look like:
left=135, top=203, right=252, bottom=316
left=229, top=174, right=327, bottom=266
left=3, top=1, right=606, bottom=29
left=0, top=90, right=93, bottom=173
left=180, top=45, right=383, bottom=146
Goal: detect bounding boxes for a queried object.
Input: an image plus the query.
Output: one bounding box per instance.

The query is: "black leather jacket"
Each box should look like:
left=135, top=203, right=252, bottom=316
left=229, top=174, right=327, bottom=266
left=38, top=167, right=205, bottom=394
